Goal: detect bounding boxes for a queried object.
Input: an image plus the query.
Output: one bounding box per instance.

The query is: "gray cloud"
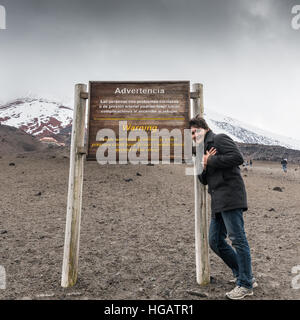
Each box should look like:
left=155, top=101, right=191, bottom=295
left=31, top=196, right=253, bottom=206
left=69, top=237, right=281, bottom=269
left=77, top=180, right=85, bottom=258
left=0, top=0, right=299, bottom=139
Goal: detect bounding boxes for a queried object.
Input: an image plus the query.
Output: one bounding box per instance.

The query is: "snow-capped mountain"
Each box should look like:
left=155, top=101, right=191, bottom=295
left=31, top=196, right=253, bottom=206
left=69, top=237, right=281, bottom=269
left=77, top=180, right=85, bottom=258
left=204, top=109, right=300, bottom=151
left=1, top=97, right=300, bottom=151
left=0, top=98, right=73, bottom=138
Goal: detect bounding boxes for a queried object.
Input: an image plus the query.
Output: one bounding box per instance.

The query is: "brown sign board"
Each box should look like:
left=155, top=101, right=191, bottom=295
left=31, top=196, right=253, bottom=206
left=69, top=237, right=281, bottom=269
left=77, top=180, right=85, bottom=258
left=87, top=81, right=191, bottom=162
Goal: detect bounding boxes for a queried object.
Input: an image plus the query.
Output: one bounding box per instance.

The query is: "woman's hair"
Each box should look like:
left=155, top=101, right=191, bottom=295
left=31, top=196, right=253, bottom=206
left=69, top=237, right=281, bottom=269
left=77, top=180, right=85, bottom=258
left=189, top=115, right=210, bottom=130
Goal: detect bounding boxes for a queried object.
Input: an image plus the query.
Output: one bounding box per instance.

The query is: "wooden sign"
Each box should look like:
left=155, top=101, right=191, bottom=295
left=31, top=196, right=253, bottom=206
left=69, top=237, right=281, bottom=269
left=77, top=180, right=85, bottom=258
left=87, top=81, right=190, bottom=162
left=61, top=82, right=209, bottom=288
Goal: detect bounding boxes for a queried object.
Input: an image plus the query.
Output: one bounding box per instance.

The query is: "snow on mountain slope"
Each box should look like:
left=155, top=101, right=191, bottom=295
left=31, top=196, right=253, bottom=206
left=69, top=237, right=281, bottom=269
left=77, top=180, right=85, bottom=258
left=204, top=109, right=300, bottom=151
left=0, top=98, right=73, bottom=138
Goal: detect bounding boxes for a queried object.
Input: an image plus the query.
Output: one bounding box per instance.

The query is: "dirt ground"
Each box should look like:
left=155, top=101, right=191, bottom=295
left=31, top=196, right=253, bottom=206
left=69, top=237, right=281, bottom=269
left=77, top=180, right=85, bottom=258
left=0, top=151, right=300, bottom=300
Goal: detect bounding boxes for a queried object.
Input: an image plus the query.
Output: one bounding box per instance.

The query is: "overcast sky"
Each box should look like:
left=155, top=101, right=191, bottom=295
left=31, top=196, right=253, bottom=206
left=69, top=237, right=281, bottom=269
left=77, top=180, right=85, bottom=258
left=0, top=0, right=299, bottom=139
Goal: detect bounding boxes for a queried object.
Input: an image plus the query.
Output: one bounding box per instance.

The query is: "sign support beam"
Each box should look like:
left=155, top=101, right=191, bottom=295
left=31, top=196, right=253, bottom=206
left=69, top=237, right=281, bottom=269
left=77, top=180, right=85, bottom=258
left=191, top=83, right=210, bottom=286
left=61, top=84, right=87, bottom=288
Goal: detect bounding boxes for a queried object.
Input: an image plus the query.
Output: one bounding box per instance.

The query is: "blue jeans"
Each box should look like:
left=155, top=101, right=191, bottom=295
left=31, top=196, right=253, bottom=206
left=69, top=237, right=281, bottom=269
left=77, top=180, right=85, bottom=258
left=209, top=209, right=253, bottom=289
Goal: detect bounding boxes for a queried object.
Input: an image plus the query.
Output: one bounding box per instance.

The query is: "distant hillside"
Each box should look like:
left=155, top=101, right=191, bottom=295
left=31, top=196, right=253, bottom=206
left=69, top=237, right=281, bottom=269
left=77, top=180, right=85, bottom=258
left=0, top=124, right=47, bottom=155
left=237, top=143, right=300, bottom=164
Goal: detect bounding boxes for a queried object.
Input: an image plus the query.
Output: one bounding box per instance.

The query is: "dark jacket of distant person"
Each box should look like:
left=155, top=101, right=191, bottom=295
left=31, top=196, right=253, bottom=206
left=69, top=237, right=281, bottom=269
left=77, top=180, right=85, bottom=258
left=198, top=130, right=248, bottom=217
left=281, top=159, right=287, bottom=166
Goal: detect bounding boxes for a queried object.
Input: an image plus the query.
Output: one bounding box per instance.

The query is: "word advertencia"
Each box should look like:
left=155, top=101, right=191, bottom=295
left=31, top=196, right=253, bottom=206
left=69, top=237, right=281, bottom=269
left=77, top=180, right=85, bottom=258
left=115, top=88, right=165, bottom=94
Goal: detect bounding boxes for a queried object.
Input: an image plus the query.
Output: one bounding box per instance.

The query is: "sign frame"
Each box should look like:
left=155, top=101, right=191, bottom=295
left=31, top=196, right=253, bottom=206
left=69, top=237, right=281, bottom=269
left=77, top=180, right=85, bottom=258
left=86, top=81, right=191, bottom=163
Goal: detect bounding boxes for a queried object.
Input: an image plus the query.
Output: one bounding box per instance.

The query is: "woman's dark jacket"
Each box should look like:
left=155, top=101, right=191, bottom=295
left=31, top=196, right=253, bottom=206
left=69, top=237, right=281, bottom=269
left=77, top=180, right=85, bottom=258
left=198, top=130, right=248, bottom=216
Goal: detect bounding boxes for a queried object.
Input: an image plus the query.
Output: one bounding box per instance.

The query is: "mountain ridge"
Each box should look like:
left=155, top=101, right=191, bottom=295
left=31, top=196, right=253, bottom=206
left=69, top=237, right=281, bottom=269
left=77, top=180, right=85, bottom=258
left=1, top=97, right=300, bottom=152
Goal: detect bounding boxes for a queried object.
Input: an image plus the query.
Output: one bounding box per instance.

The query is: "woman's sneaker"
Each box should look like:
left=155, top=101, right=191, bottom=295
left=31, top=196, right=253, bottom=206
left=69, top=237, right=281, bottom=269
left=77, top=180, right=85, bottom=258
left=226, top=286, right=253, bottom=300
left=229, top=277, right=258, bottom=288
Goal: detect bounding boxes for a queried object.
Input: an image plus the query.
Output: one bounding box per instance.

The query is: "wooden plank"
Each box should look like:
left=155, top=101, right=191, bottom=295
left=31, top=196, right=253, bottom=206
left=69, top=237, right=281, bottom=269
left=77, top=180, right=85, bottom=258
left=192, top=83, right=210, bottom=286
left=61, top=84, right=87, bottom=288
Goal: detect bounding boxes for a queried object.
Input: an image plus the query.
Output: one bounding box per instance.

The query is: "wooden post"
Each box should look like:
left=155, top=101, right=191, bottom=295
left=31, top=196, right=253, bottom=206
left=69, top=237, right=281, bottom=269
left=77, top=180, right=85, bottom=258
left=61, top=84, right=87, bottom=287
left=192, top=83, right=210, bottom=285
